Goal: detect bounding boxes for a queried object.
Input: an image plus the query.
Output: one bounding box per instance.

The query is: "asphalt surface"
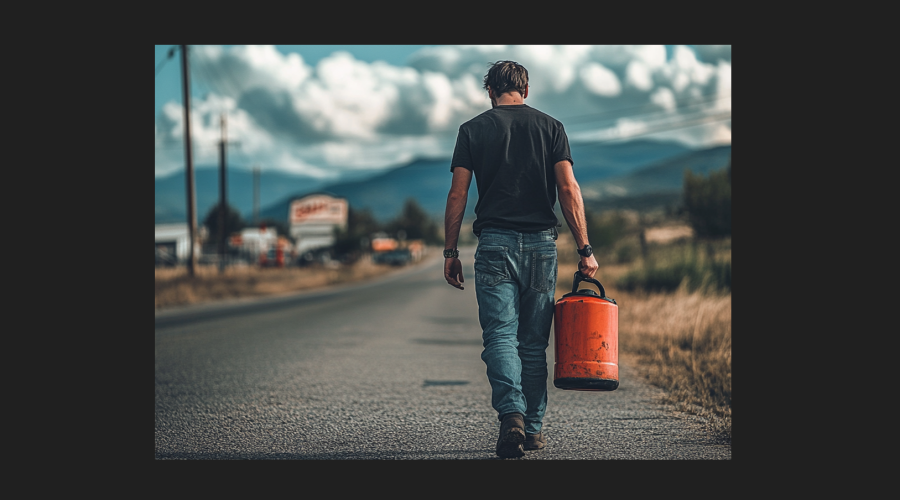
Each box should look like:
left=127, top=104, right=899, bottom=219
left=155, top=247, right=731, bottom=459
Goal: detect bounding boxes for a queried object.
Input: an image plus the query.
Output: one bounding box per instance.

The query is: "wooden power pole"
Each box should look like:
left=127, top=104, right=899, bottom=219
left=253, top=165, right=260, bottom=225
left=218, top=113, right=228, bottom=273
left=180, top=44, right=198, bottom=277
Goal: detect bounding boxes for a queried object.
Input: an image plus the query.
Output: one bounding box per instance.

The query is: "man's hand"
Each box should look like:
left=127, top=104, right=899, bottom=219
left=444, top=257, right=465, bottom=290
left=578, top=255, right=599, bottom=278
left=443, top=167, right=471, bottom=290
left=556, top=160, right=600, bottom=279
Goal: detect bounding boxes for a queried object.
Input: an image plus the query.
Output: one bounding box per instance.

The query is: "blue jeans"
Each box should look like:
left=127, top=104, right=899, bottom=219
left=474, top=227, right=558, bottom=435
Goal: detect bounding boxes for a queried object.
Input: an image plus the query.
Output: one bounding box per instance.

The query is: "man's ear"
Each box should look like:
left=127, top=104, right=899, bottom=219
left=523, top=86, right=528, bottom=99
left=488, top=87, right=494, bottom=100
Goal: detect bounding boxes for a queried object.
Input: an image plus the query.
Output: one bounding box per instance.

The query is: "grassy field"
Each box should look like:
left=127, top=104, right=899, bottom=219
left=155, top=250, right=439, bottom=310
left=555, top=226, right=732, bottom=438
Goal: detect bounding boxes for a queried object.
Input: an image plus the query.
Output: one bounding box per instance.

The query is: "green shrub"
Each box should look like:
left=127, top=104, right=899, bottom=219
left=618, top=242, right=730, bottom=294
left=203, top=203, right=246, bottom=245
left=332, top=207, right=381, bottom=256
left=616, top=243, right=639, bottom=264
left=683, top=161, right=731, bottom=238
left=585, top=210, right=628, bottom=251
left=385, top=198, right=441, bottom=244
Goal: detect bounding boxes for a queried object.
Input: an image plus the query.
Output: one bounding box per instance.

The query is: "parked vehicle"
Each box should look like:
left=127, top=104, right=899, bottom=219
left=372, top=248, right=412, bottom=266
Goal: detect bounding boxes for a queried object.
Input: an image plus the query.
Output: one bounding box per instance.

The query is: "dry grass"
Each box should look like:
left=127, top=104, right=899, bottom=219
left=616, top=287, right=731, bottom=436
left=644, top=224, right=693, bottom=244
left=155, top=251, right=438, bottom=310
left=556, top=232, right=731, bottom=438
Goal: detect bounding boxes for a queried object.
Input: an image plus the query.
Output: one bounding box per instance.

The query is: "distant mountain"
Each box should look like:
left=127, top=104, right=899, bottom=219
left=255, top=139, right=699, bottom=224
left=568, top=139, right=693, bottom=185
left=581, top=145, right=731, bottom=211
left=257, top=158, right=475, bottom=223
left=156, top=140, right=727, bottom=226
left=155, top=167, right=327, bottom=224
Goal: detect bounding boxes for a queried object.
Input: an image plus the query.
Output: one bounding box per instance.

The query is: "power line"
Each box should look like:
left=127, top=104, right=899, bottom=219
left=364, top=112, right=732, bottom=174
left=402, top=112, right=733, bottom=171
left=562, top=91, right=731, bottom=126
left=155, top=112, right=730, bottom=168
left=572, top=111, right=732, bottom=145
left=209, top=57, right=273, bottom=116
left=190, top=58, right=235, bottom=102
left=156, top=141, right=242, bottom=152
left=187, top=48, right=275, bottom=123
left=155, top=46, right=177, bottom=77
left=194, top=58, right=240, bottom=97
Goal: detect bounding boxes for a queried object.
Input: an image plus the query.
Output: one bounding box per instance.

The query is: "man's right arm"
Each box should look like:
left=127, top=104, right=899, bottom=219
left=555, top=160, right=599, bottom=278
left=443, top=166, right=472, bottom=290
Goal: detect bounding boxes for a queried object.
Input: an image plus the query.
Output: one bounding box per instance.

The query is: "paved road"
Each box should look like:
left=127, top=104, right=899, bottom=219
left=155, top=248, right=731, bottom=459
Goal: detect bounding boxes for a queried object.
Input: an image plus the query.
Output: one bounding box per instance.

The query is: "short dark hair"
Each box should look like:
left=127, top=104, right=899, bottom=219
left=483, top=60, right=528, bottom=97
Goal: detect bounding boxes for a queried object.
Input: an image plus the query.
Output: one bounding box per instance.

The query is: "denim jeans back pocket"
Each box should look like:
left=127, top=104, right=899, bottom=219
left=475, top=245, right=510, bottom=286
left=530, top=251, right=557, bottom=293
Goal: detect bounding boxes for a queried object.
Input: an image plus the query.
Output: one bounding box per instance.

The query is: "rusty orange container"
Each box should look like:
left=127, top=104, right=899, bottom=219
left=553, top=272, right=619, bottom=391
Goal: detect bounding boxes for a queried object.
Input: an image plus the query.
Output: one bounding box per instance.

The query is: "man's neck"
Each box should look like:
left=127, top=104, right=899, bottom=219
left=492, top=92, right=525, bottom=107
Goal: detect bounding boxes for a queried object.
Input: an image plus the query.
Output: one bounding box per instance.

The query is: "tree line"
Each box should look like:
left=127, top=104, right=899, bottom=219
left=683, top=159, right=731, bottom=239
left=201, top=197, right=441, bottom=257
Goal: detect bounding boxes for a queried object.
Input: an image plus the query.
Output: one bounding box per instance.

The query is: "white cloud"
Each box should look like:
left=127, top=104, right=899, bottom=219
left=156, top=44, right=731, bottom=177
left=587, top=45, right=666, bottom=72
left=650, top=87, right=676, bottom=112
left=646, top=120, right=732, bottom=147
left=273, top=150, right=334, bottom=178
left=714, top=61, right=732, bottom=111
left=192, top=44, right=311, bottom=94
left=625, top=60, right=654, bottom=91
left=580, top=62, right=621, bottom=97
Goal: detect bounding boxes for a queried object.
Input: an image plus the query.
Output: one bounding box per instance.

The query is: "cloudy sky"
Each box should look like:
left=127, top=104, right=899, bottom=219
left=155, top=45, right=731, bottom=180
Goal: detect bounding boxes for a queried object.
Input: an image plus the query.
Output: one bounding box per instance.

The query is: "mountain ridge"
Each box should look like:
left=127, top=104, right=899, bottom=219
left=155, top=139, right=728, bottom=226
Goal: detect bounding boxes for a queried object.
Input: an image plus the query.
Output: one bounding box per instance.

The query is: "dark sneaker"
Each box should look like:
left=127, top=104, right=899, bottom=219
left=524, top=432, right=546, bottom=450
left=496, top=413, right=525, bottom=458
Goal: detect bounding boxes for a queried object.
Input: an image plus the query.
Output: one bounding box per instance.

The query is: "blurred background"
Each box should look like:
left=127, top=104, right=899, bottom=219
left=155, top=45, right=732, bottom=434
left=155, top=44, right=730, bottom=283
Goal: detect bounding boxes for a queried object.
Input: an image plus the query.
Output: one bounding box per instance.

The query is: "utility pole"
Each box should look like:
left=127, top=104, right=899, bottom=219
left=218, top=113, right=228, bottom=273
left=253, top=165, right=260, bottom=225
left=180, top=45, right=198, bottom=277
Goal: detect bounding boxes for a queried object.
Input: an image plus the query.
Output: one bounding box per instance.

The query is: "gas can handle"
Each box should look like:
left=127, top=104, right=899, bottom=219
left=572, top=271, right=607, bottom=298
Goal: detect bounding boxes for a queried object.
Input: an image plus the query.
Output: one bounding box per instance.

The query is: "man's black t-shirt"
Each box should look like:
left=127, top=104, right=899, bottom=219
left=450, top=104, right=573, bottom=236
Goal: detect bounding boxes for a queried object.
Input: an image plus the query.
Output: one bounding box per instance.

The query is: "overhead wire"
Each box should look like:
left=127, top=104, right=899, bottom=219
left=209, top=54, right=274, bottom=123
left=155, top=46, right=177, bottom=77
left=563, top=91, right=731, bottom=126
left=186, top=46, right=270, bottom=160
left=386, top=111, right=732, bottom=173
left=571, top=112, right=732, bottom=147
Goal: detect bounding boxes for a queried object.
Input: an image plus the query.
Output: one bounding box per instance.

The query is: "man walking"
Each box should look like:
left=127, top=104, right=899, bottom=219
left=443, top=60, right=599, bottom=458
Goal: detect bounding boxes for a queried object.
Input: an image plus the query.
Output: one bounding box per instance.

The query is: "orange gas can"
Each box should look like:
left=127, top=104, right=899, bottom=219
left=553, top=272, right=619, bottom=391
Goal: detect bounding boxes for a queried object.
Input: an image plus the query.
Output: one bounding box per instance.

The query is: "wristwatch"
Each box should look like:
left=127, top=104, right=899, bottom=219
left=443, top=248, right=459, bottom=258
left=577, top=244, right=593, bottom=257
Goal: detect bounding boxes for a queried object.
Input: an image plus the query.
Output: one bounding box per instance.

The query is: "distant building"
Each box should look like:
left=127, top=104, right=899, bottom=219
left=231, top=226, right=278, bottom=260
left=155, top=223, right=201, bottom=265
left=289, top=193, right=348, bottom=255
left=228, top=226, right=295, bottom=267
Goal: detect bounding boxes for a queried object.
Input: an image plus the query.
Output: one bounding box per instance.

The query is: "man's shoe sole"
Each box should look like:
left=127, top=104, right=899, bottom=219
left=496, top=428, right=526, bottom=458
left=524, top=433, right=545, bottom=450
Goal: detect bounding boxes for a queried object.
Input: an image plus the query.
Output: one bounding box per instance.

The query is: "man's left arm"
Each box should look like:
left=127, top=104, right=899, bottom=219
left=443, top=166, right=472, bottom=290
